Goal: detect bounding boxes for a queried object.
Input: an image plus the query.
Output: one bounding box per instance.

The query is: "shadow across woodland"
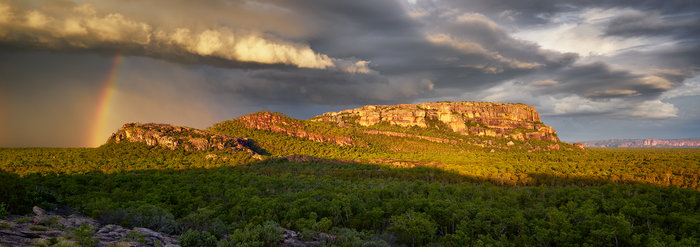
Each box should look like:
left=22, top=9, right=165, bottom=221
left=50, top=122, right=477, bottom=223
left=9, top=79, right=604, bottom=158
left=2, top=157, right=700, bottom=247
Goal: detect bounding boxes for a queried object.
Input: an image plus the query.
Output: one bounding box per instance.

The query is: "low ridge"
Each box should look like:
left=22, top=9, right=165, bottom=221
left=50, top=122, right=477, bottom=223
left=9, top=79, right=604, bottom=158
left=581, top=138, right=700, bottom=148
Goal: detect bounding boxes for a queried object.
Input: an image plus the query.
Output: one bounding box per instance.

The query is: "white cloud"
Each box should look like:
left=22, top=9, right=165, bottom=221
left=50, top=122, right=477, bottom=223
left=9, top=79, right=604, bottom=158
left=341, top=60, right=372, bottom=74
left=513, top=8, right=669, bottom=57
left=662, top=75, right=700, bottom=99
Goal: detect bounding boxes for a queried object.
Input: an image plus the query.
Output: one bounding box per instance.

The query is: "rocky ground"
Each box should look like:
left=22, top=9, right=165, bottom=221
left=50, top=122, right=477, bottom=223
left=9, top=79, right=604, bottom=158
left=0, top=206, right=179, bottom=247
left=1, top=207, right=335, bottom=247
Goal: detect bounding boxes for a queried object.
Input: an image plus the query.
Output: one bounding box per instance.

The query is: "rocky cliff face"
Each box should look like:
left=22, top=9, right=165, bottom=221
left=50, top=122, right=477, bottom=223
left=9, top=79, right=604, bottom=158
left=108, top=123, right=258, bottom=155
left=237, top=112, right=358, bottom=146
left=581, top=138, right=700, bottom=148
left=312, top=101, right=559, bottom=142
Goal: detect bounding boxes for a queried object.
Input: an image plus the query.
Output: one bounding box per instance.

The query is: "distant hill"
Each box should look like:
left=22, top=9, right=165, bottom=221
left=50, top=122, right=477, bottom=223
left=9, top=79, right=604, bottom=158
left=580, top=138, right=700, bottom=148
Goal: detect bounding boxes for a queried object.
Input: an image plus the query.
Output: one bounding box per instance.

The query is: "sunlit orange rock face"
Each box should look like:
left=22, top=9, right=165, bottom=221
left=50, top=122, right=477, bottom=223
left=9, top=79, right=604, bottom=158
left=312, top=101, right=560, bottom=142
left=108, top=123, right=257, bottom=154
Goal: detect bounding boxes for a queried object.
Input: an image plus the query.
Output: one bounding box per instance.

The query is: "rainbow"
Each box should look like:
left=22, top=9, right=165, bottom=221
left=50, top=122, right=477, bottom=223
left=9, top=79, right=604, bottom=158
left=90, top=51, right=123, bottom=147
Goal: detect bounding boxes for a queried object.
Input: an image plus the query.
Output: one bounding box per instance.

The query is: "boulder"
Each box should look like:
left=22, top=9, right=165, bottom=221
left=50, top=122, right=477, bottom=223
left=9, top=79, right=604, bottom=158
left=32, top=206, right=46, bottom=216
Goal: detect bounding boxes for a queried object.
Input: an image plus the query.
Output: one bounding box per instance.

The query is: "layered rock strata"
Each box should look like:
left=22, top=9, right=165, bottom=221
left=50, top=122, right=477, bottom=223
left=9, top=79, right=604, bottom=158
left=312, top=101, right=559, bottom=141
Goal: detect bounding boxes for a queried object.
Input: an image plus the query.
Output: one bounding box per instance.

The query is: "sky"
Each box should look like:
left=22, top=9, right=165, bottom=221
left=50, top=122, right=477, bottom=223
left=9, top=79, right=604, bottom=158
left=1, top=0, right=699, bottom=147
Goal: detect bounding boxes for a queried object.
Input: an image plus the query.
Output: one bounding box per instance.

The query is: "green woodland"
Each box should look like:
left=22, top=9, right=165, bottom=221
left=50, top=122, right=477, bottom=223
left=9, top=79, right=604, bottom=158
left=1, top=113, right=699, bottom=246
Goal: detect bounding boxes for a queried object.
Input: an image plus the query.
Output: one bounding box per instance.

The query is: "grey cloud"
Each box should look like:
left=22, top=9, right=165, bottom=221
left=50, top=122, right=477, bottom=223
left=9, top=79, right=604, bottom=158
left=204, top=67, right=435, bottom=105
left=433, top=0, right=700, bottom=27
left=603, top=10, right=700, bottom=38
left=543, top=62, right=683, bottom=100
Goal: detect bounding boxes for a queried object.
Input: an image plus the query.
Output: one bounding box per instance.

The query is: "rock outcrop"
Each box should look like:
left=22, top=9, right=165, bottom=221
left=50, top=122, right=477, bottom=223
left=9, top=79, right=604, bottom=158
left=0, top=207, right=178, bottom=247
left=312, top=101, right=559, bottom=142
left=581, top=138, right=700, bottom=148
left=236, top=112, right=359, bottom=146
left=108, top=123, right=259, bottom=155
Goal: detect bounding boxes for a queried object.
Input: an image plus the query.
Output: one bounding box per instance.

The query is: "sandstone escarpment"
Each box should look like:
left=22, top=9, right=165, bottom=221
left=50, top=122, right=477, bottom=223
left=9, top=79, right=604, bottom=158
left=312, top=101, right=559, bottom=142
left=237, top=112, right=359, bottom=146
left=108, top=123, right=258, bottom=155
left=581, top=138, right=700, bottom=148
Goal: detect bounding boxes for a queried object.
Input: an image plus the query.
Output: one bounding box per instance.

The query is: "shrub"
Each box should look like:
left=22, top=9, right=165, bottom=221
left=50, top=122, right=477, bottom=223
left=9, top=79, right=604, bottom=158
left=179, top=229, right=217, bottom=247
left=0, top=170, right=28, bottom=214
left=224, top=221, right=283, bottom=247
left=334, top=228, right=390, bottom=247
left=178, top=208, right=227, bottom=236
left=218, top=221, right=284, bottom=247
left=0, top=203, right=8, bottom=219
left=0, top=222, right=11, bottom=229
left=14, top=217, right=31, bottom=223
left=99, top=205, right=178, bottom=234
left=72, top=223, right=98, bottom=247
left=127, top=205, right=177, bottom=234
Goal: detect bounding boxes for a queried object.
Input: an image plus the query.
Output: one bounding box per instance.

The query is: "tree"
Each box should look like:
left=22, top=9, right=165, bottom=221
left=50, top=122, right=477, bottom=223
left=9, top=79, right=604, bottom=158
left=388, top=210, right=437, bottom=246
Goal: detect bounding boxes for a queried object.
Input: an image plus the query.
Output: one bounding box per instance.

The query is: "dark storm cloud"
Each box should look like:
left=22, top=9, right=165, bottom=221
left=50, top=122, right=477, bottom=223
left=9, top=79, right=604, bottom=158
left=610, top=42, right=700, bottom=71
left=1, top=0, right=682, bottom=107
left=554, top=62, right=675, bottom=99
left=202, top=67, right=435, bottom=105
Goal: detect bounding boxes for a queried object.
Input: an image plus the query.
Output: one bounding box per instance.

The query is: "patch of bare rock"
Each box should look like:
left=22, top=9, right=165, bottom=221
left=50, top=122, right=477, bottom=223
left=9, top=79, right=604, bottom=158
left=0, top=206, right=178, bottom=247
